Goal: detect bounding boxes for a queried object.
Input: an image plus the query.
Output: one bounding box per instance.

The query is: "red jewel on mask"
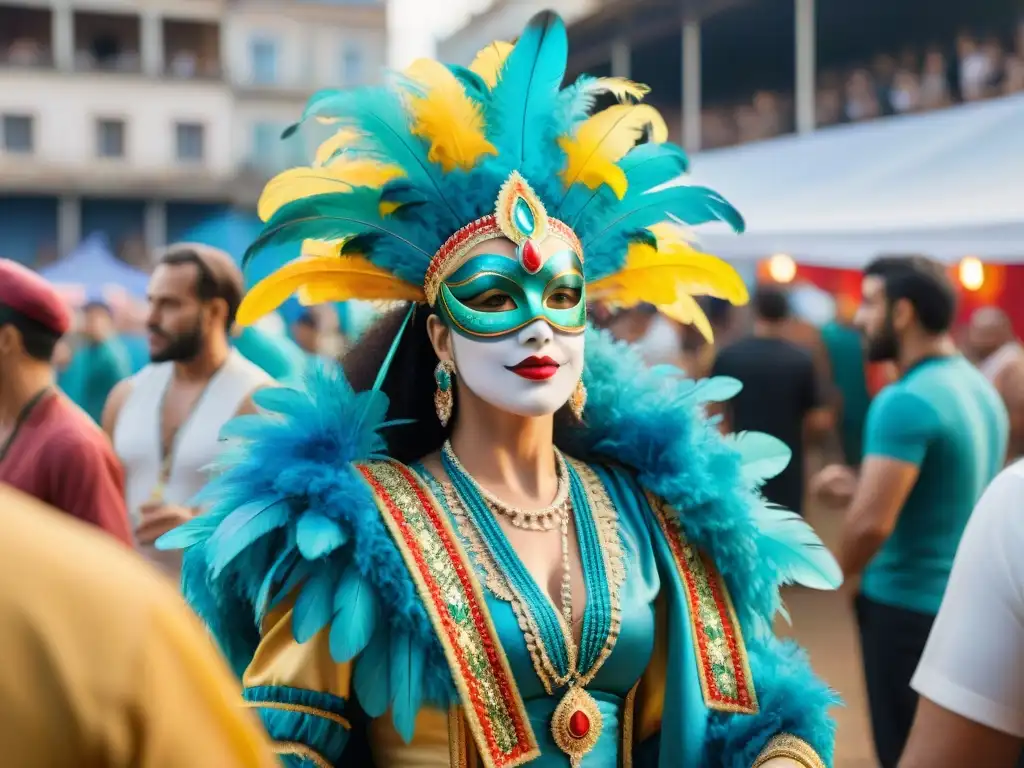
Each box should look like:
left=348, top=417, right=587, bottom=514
left=520, top=239, right=542, bottom=273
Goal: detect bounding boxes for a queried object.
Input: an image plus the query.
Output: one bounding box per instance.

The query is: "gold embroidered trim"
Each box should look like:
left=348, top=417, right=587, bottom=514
left=621, top=682, right=638, bottom=768
left=272, top=741, right=332, bottom=768
left=752, top=734, right=827, bottom=768
left=243, top=700, right=351, bottom=730
left=438, top=457, right=626, bottom=695
left=449, top=706, right=469, bottom=768
left=567, top=458, right=626, bottom=688
left=647, top=493, right=759, bottom=715
left=358, top=461, right=539, bottom=768
left=438, top=477, right=569, bottom=694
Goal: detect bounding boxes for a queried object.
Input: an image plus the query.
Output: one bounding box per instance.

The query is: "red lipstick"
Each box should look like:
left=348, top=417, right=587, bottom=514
left=507, top=355, right=560, bottom=381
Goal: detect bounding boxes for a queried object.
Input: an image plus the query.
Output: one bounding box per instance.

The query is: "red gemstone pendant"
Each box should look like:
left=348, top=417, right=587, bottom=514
left=520, top=239, right=542, bottom=273
left=551, top=687, right=602, bottom=766
left=568, top=710, right=590, bottom=739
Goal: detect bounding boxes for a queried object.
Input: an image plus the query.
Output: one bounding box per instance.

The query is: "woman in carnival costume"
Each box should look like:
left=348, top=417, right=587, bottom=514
left=160, top=11, right=841, bottom=767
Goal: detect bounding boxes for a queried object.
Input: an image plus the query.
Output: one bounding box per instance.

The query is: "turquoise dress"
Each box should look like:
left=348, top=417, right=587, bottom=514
left=418, top=463, right=660, bottom=766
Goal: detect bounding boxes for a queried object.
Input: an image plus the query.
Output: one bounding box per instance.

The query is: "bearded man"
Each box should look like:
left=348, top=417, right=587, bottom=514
left=103, top=244, right=271, bottom=577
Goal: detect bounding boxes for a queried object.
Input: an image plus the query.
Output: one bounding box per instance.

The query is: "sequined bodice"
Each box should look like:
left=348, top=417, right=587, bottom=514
left=417, top=461, right=661, bottom=766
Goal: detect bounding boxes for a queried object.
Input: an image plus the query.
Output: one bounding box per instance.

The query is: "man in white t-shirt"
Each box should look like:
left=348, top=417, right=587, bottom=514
left=901, top=463, right=1024, bottom=767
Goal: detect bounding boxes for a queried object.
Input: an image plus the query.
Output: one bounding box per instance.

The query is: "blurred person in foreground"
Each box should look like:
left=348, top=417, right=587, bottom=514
left=0, top=260, right=131, bottom=544
left=0, top=483, right=277, bottom=768
left=103, top=244, right=272, bottom=577
left=711, top=285, right=834, bottom=515
left=966, top=306, right=1024, bottom=462
left=899, top=462, right=1024, bottom=768
left=59, top=301, right=134, bottom=424
left=814, top=256, right=1007, bottom=768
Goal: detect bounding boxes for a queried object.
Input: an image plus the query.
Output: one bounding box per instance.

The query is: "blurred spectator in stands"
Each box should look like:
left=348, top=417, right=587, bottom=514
left=845, top=68, right=882, bottom=122
left=711, top=286, right=833, bottom=515
left=872, top=53, right=898, bottom=114
left=752, top=90, right=784, bottom=137
left=958, top=31, right=995, bottom=101
left=701, top=107, right=737, bottom=149
left=734, top=103, right=763, bottom=144
left=816, top=71, right=845, bottom=126
left=890, top=66, right=922, bottom=114
left=966, top=307, right=1024, bottom=463
left=919, top=47, right=953, bottom=110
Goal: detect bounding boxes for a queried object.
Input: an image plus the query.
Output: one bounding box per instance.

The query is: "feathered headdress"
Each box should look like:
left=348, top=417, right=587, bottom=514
left=239, top=11, right=748, bottom=343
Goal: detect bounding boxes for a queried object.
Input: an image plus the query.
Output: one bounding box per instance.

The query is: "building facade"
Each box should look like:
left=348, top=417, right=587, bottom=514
left=0, top=0, right=386, bottom=266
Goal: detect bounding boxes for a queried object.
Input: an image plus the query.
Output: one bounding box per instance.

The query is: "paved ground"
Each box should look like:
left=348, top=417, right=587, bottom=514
left=778, top=503, right=878, bottom=767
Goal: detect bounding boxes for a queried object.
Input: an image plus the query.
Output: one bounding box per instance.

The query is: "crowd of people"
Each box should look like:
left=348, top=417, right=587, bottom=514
left=697, top=22, right=1024, bottom=149
left=3, top=10, right=1024, bottom=766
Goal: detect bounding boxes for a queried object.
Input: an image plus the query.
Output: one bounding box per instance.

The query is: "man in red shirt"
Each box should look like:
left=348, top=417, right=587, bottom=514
left=0, top=259, right=132, bottom=544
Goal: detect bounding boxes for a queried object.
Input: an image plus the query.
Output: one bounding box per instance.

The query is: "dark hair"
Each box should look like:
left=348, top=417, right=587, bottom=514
left=159, top=246, right=243, bottom=329
left=0, top=303, right=61, bottom=361
left=342, top=305, right=580, bottom=464
left=864, top=256, right=956, bottom=334
left=294, top=312, right=318, bottom=330
left=753, top=285, right=790, bottom=322
left=342, top=306, right=449, bottom=464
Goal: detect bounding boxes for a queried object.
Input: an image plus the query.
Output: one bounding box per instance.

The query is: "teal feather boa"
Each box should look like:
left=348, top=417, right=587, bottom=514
left=165, top=324, right=839, bottom=758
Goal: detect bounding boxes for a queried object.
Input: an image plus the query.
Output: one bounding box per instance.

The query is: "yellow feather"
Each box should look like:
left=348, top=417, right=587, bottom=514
left=590, top=77, right=651, bottom=102
left=314, top=128, right=360, bottom=166
left=658, top=293, right=715, bottom=342
left=405, top=58, right=497, bottom=173
left=237, top=256, right=424, bottom=326
left=558, top=104, right=669, bottom=198
left=469, top=40, right=514, bottom=88
left=258, top=162, right=405, bottom=222
left=587, top=239, right=749, bottom=310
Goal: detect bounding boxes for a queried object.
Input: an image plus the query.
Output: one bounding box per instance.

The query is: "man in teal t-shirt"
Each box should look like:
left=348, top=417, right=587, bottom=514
left=59, top=302, right=134, bottom=424
left=815, top=256, right=1007, bottom=768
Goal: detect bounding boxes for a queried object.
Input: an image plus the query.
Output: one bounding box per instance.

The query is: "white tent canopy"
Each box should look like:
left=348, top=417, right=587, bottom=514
left=683, top=93, right=1024, bottom=268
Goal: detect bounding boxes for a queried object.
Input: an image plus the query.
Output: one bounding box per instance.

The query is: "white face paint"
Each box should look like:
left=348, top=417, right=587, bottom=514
left=450, top=319, right=584, bottom=417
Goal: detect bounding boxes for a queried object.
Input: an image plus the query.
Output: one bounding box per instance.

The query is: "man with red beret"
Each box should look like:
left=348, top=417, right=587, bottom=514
left=0, top=259, right=132, bottom=544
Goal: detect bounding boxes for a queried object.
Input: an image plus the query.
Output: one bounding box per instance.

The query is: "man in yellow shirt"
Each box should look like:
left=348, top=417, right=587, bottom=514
left=0, top=483, right=278, bottom=767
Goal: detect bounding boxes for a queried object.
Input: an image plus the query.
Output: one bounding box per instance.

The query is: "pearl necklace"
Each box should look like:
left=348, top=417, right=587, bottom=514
left=441, top=441, right=569, bottom=531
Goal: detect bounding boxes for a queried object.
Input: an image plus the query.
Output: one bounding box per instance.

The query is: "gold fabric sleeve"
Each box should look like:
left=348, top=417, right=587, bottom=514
left=751, top=734, right=827, bottom=768
left=633, top=595, right=668, bottom=744
left=242, top=600, right=352, bottom=699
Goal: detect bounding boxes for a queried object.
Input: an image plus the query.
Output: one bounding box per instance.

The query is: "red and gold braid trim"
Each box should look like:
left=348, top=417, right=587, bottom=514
left=752, top=734, right=827, bottom=768
left=357, top=461, right=540, bottom=768
left=647, top=494, right=759, bottom=715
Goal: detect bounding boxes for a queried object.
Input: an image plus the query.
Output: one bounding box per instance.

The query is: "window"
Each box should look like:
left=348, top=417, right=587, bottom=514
left=252, top=121, right=278, bottom=166
left=342, top=43, right=364, bottom=86
left=96, top=118, right=126, bottom=158
left=250, top=37, right=278, bottom=85
left=175, top=122, right=205, bottom=162
left=2, top=115, right=33, bottom=153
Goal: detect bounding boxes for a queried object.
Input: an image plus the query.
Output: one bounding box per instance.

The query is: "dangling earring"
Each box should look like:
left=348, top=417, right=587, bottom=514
left=569, top=378, right=587, bottom=420
left=434, top=360, right=456, bottom=427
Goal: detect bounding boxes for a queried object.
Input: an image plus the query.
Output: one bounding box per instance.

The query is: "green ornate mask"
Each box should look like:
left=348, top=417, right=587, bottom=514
left=437, top=248, right=586, bottom=339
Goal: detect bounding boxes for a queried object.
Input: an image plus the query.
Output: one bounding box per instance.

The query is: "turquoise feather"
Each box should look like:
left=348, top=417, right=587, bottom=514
left=293, top=570, right=335, bottom=643
left=582, top=185, right=744, bottom=251
left=208, top=499, right=291, bottom=577
left=155, top=514, right=221, bottom=550
left=730, top=431, right=792, bottom=486
left=691, top=376, right=744, bottom=405
left=296, top=511, right=349, bottom=560
left=218, top=414, right=273, bottom=442
left=329, top=565, right=378, bottom=662
left=487, top=11, right=567, bottom=165
left=255, top=548, right=297, bottom=617
left=750, top=503, right=843, bottom=591
left=353, top=624, right=392, bottom=717
left=388, top=630, right=426, bottom=743
left=447, top=64, right=488, bottom=97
